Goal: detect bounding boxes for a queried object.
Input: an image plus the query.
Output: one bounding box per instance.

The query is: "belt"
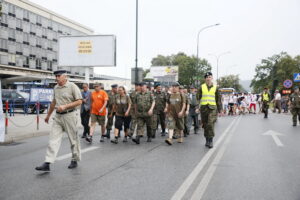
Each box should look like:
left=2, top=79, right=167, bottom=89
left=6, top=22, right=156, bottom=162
left=56, top=109, right=75, bottom=115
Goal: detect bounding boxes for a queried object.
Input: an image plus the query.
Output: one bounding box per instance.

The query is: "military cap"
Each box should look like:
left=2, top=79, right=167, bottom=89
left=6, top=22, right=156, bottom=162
left=179, top=85, right=184, bottom=89
left=172, top=82, right=180, bottom=87
left=53, top=70, right=67, bottom=75
left=204, top=72, right=213, bottom=78
left=134, top=82, right=140, bottom=86
left=190, top=85, right=195, bottom=89
left=111, top=84, right=118, bottom=88
left=154, top=83, right=161, bottom=88
left=139, top=82, right=146, bottom=86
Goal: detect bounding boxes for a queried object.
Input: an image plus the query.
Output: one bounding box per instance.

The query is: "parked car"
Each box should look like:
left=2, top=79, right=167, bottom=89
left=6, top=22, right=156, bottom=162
left=2, top=90, right=47, bottom=114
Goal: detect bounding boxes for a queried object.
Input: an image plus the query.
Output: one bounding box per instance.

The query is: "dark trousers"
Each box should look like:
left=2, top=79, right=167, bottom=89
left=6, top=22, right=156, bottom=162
left=156, top=110, right=166, bottom=132
left=81, top=110, right=90, bottom=136
left=262, top=102, right=269, bottom=117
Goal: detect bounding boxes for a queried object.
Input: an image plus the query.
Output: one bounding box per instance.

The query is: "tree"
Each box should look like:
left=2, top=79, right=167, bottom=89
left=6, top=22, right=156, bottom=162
left=251, top=52, right=300, bottom=94
left=218, top=74, right=244, bottom=92
left=150, top=52, right=212, bottom=86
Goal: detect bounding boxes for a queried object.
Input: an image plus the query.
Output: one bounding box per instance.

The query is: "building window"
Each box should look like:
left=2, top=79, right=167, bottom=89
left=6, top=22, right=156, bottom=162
left=8, top=4, right=15, bottom=17
left=23, top=10, right=29, bottom=21
left=0, top=39, right=8, bottom=52
left=1, top=2, right=8, bottom=15
left=15, top=7, right=23, bottom=19
left=23, top=22, right=30, bottom=33
left=30, top=24, right=36, bottom=35
left=29, top=12, right=36, bottom=24
left=1, top=14, right=8, bottom=27
left=0, top=27, right=8, bottom=39
left=16, top=43, right=22, bottom=55
left=8, top=16, right=16, bottom=28
left=22, top=33, right=29, bottom=45
left=16, top=19, right=23, bottom=31
left=8, top=30, right=16, bottom=42
left=0, top=54, right=9, bottom=65
left=8, top=54, right=16, bottom=66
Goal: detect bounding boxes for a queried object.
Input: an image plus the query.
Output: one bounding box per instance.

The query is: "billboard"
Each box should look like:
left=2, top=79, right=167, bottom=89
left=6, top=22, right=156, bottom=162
left=150, top=66, right=178, bottom=82
left=58, top=35, right=116, bottom=67
left=30, top=88, right=54, bottom=102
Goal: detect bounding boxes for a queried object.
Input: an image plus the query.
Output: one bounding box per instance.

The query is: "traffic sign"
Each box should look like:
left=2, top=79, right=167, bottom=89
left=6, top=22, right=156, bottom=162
left=283, top=79, right=293, bottom=88
left=294, top=73, right=300, bottom=82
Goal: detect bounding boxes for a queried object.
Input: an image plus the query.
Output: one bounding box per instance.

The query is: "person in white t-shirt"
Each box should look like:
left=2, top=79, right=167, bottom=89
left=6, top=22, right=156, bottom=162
left=273, top=90, right=282, bottom=113
left=249, top=94, right=257, bottom=114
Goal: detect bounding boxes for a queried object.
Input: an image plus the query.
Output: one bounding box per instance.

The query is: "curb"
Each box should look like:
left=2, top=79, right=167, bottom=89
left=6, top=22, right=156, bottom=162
left=0, top=131, right=49, bottom=145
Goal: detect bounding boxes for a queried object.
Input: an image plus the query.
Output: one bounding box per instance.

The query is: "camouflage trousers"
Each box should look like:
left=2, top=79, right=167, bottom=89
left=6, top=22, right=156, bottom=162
left=129, top=115, right=137, bottom=136
left=137, top=116, right=152, bottom=137
left=291, top=108, right=300, bottom=125
left=106, top=111, right=115, bottom=130
left=262, top=102, right=269, bottom=117
left=200, top=105, right=217, bottom=139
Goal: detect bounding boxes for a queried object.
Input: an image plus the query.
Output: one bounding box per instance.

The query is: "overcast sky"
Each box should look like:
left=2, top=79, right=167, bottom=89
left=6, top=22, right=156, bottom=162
left=31, top=0, right=300, bottom=81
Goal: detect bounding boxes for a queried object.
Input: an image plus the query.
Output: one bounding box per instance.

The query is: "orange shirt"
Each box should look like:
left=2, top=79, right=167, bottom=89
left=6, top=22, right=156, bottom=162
left=91, top=90, right=109, bottom=116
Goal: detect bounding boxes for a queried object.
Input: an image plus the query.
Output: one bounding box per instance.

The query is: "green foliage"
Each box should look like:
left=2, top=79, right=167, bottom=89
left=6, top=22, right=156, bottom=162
left=218, top=74, right=244, bottom=92
left=251, top=52, right=300, bottom=94
left=150, top=52, right=212, bottom=86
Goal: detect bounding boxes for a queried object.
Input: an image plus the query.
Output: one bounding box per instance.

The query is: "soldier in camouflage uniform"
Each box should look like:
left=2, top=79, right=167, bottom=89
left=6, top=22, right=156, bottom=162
left=153, top=83, right=167, bottom=137
left=129, top=83, right=141, bottom=137
left=197, top=72, right=222, bottom=148
left=132, top=82, right=155, bottom=144
left=165, top=82, right=186, bottom=145
left=106, top=84, right=118, bottom=138
left=289, top=86, right=300, bottom=126
left=180, top=86, right=190, bottom=137
left=188, top=86, right=200, bottom=134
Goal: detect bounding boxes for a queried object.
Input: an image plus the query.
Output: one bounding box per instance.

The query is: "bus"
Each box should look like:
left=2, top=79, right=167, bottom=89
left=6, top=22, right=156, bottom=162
left=219, top=88, right=235, bottom=94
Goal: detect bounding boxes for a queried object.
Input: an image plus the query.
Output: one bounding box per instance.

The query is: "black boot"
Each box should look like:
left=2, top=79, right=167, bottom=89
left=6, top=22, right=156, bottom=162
left=194, top=129, right=198, bottom=134
left=111, top=137, right=118, bottom=144
left=205, top=137, right=209, bottom=147
left=100, top=135, right=105, bottom=142
left=152, top=130, right=156, bottom=138
left=81, top=133, right=86, bottom=138
left=293, top=123, right=297, bottom=127
left=208, top=138, right=213, bottom=148
left=118, top=130, right=121, bottom=138
left=68, top=160, right=78, bottom=169
left=35, top=162, right=50, bottom=171
left=147, top=137, right=152, bottom=142
left=161, top=131, right=166, bottom=137
left=132, top=135, right=140, bottom=144
left=105, top=129, right=111, bottom=139
left=85, top=135, right=93, bottom=143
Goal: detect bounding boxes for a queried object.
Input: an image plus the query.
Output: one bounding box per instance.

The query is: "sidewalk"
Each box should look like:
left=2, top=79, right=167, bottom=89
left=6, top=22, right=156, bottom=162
left=1, top=111, right=83, bottom=144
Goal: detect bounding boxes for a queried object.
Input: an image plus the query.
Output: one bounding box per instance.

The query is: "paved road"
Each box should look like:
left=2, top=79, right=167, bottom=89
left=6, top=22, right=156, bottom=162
left=0, top=112, right=299, bottom=200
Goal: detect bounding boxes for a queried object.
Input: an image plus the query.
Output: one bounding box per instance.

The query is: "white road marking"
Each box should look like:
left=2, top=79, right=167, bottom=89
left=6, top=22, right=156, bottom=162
left=171, top=116, right=240, bottom=200
left=191, top=116, right=242, bottom=200
left=263, top=130, right=284, bottom=147
left=56, top=146, right=99, bottom=161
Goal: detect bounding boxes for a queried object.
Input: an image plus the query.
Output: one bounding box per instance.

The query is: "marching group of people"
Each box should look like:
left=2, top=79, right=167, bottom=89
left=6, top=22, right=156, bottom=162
left=35, top=70, right=221, bottom=171
left=35, top=69, right=299, bottom=172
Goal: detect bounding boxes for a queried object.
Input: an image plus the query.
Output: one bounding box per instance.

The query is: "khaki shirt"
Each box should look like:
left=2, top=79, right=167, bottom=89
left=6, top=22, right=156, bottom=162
left=53, top=81, right=82, bottom=109
left=167, top=93, right=186, bottom=117
left=136, top=91, right=154, bottom=117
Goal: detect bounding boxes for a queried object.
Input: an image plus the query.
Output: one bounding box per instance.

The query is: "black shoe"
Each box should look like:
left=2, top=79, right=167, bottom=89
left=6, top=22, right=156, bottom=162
left=208, top=138, right=213, bottom=148
left=293, top=123, right=297, bottom=127
left=194, top=130, right=198, bottom=134
left=35, top=162, right=50, bottom=171
left=132, top=136, right=140, bottom=144
left=123, top=137, right=128, bottom=143
left=264, top=116, right=268, bottom=118
left=85, top=136, right=93, bottom=143
left=68, top=161, right=77, bottom=169
left=81, top=134, right=86, bottom=138
left=105, top=130, right=111, bottom=139
left=147, top=137, right=152, bottom=142
left=161, top=132, right=166, bottom=137
left=100, top=136, right=105, bottom=142
left=111, top=138, right=118, bottom=144
left=172, top=135, right=178, bottom=139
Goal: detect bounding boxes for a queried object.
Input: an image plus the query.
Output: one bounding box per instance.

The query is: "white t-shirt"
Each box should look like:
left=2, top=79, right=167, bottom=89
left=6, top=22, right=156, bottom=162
left=250, top=94, right=257, bottom=104
left=275, top=93, right=281, bottom=100
left=223, top=95, right=229, bottom=105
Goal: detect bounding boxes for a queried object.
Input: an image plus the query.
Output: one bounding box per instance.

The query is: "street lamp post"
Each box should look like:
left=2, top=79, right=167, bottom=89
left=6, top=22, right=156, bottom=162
left=135, top=0, right=139, bottom=83
left=209, top=51, right=231, bottom=85
left=196, top=23, right=220, bottom=86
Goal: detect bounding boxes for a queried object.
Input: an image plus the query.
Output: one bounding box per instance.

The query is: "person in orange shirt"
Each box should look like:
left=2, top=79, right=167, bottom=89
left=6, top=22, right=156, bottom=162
left=86, top=82, right=109, bottom=143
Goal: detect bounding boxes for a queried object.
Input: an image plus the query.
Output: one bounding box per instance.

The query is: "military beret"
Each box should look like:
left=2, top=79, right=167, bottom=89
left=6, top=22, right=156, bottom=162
left=134, top=82, right=140, bottom=86
left=172, top=82, right=180, bottom=87
left=190, top=85, right=195, bottom=89
left=139, top=82, right=146, bottom=86
left=53, top=70, right=67, bottom=75
left=204, top=72, right=213, bottom=78
left=111, top=84, right=118, bottom=88
left=154, top=83, right=161, bottom=88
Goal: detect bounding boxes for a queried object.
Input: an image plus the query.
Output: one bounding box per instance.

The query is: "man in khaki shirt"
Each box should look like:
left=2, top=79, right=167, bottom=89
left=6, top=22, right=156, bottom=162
left=35, top=70, right=82, bottom=172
